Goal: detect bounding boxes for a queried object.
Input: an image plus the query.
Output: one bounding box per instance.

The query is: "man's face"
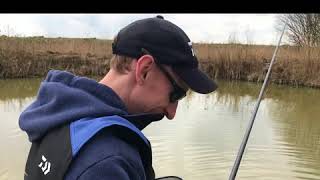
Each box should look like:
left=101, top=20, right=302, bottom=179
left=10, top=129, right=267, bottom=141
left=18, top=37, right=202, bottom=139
left=130, top=55, right=188, bottom=120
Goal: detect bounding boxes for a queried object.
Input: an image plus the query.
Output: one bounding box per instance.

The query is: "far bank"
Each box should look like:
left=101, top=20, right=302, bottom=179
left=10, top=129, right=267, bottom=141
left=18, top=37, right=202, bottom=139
left=0, top=36, right=319, bottom=88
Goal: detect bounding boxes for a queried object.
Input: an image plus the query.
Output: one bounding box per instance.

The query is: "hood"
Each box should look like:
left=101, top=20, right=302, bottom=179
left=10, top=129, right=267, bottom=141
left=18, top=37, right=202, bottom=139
left=19, top=70, right=163, bottom=142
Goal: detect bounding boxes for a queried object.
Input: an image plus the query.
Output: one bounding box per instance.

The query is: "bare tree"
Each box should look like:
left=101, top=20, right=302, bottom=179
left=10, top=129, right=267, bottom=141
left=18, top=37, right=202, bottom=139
left=228, top=31, right=240, bottom=44
left=277, top=14, right=320, bottom=47
left=244, top=27, right=254, bottom=45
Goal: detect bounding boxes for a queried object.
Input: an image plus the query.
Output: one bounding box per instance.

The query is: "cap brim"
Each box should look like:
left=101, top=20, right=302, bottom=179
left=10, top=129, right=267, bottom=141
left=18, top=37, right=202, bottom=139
left=172, top=67, right=218, bottom=94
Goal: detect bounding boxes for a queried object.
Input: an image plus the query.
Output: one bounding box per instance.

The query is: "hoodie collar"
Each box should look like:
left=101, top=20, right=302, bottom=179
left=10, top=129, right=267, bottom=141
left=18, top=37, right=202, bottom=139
left=75, top=75, right=164, bottom=130
left=65, top=71, right=164, bottom=130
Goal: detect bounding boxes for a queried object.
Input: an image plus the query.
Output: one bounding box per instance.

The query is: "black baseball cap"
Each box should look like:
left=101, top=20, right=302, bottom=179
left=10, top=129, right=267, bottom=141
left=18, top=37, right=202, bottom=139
left=112, top=15, right=217, bottom=94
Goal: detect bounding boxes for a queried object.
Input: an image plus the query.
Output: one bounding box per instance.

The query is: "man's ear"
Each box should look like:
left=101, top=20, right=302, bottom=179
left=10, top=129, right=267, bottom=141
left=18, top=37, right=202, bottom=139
left=135, top=55, right=154, bottom=85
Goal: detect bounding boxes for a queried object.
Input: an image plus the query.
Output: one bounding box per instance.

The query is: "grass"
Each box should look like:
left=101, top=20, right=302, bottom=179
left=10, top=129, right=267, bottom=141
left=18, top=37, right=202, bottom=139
left=0, top=36, right=319, bottom=88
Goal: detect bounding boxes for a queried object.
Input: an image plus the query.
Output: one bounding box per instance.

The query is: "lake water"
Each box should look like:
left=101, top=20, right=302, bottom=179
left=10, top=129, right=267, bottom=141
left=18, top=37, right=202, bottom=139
left=1, top=78, right=319, bottom=180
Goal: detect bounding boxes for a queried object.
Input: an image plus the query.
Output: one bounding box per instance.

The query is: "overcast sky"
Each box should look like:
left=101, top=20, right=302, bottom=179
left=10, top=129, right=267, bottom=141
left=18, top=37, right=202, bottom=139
left=0, top=14, right=285, bottom=45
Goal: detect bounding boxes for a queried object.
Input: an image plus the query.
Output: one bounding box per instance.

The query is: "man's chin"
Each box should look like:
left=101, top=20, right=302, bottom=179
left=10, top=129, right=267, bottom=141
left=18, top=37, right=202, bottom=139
left=165, top=115, right=175, bottom=120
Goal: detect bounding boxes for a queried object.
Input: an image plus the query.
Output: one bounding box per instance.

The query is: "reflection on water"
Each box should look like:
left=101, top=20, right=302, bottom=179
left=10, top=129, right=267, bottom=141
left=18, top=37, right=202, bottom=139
left=0, top=79, right=41, bottom=180
left=1, top=78, right=320, bottom=180
left=145, top=80, right=320, bottom=180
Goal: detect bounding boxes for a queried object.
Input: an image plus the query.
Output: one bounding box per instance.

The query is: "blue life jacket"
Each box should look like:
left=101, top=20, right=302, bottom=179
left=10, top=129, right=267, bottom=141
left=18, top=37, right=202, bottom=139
left=24, top=115, right=156, bottom=180
left=19, top=70, right=164, bottom=180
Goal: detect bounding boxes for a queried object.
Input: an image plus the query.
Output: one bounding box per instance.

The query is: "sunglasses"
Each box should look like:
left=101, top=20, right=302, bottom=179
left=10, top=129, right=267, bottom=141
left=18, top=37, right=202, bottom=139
left=141, top=49, right=187, bottom=103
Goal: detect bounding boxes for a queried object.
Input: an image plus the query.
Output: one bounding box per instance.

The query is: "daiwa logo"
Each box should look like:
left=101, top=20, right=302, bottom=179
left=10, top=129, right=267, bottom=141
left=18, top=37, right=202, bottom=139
left=38, top=155, right=51, bottom=175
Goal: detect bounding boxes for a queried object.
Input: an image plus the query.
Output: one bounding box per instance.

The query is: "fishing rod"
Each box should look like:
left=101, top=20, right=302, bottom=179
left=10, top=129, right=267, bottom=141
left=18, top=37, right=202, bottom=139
left=228, top=24, right=287, bottom=180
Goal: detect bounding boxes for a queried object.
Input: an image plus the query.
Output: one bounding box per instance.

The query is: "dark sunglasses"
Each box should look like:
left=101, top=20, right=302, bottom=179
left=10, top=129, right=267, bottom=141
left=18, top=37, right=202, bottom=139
left=141, top=49, right=187, bottom=103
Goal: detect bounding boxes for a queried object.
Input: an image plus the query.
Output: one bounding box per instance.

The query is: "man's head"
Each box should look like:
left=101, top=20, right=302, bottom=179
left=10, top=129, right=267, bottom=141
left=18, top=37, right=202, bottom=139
left=102, top=15, right=217, bottom=119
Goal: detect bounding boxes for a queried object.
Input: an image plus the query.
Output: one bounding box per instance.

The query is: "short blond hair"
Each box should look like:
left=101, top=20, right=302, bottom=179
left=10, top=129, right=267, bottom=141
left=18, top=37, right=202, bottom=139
left=110, top=55, right=136, bottom=74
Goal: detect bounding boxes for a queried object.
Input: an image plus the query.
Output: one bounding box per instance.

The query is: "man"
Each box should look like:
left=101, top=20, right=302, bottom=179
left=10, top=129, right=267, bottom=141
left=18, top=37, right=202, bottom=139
left=19, top=15, right=217, bottom=180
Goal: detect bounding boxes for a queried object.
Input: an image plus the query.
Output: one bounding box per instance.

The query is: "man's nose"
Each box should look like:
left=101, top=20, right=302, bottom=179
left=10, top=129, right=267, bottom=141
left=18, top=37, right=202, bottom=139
left=165, top=101, right=178, bottom=120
